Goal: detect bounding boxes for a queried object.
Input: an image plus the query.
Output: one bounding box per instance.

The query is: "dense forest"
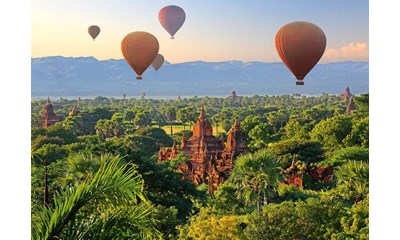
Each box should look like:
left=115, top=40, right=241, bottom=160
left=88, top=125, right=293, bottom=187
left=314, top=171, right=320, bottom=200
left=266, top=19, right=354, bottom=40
left=31, top=93, right=369, bottom=239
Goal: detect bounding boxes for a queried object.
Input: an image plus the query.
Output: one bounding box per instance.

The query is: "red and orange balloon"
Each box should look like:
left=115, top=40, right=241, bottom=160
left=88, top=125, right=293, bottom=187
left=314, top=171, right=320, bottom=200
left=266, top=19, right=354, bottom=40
left=275, top=21, right=326, bottom=85
left=121, top=31, right=159, bottom=80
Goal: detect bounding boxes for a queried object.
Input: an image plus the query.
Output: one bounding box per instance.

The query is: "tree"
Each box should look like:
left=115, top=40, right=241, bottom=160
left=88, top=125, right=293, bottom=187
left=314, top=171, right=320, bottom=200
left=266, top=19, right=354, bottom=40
left=133, top=111, right=152, bottom=128
left=335, top=160, right=369, bottom=204
left=343, top=116, right=369, bottom=148
left=247, top=123, right=276, bottom=151
left=163, top=106, right=176, bottom=135
left=310, top=115, right=353, bottom=151
left=178, top=208, right=245, bottom=240
left=268, top=138, right=324, bottom=167
left=244, top=198, right=346, bottom=240
left=283, top=118, right=311, bottom=139
left=32, top=154, right=160, bottom=239
left=229, top=150, right=283, bottom=213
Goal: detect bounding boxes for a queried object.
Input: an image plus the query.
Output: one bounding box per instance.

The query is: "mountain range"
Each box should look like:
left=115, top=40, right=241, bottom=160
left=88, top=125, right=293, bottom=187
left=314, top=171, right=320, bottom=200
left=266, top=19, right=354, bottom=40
left=31, top=56, right=368, bottom=98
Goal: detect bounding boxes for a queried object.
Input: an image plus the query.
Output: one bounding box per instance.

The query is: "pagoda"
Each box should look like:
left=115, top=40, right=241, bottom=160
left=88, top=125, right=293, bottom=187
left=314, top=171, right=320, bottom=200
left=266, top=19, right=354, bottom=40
left=342, top=86, right=353, bottom=101
left=158, top=106, right=248, bottom=194
left=230, top=90, right=237, bottom=100
left=39, top=97, right=58, bottom=128
left=69, top=100, right=80, bottom=117
left=346, top=97, right=357, bottom=115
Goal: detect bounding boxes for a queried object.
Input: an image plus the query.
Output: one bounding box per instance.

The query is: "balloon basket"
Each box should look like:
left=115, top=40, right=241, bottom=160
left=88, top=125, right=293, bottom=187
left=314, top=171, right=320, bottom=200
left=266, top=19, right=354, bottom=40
left=170, top=36, right=175, bottom=39
left=136, top=76, right=142, bottom=80
left=296, top=81, right=304, bottom=86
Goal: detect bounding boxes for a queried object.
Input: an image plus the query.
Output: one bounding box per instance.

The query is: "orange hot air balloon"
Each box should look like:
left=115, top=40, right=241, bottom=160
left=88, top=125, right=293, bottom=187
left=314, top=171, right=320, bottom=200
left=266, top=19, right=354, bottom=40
left=151, top=54, right=165, bottom=71
left=121, top=31, right=159, bottom=80
left=158, top=5, right=186, bottom=39
left=88, top=25, right=101, bottom=41
left=275, top=21, right=326, bottom=85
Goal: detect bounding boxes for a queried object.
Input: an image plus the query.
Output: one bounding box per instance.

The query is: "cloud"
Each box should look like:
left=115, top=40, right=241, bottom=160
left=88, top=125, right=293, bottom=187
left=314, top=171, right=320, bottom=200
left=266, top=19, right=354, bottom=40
left=323, top=42, right=369, bottom=62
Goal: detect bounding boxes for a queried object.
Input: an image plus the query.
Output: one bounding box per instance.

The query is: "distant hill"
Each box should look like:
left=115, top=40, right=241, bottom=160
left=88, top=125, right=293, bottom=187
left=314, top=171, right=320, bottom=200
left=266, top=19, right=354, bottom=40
left=31, top=56, right=368, bottom=97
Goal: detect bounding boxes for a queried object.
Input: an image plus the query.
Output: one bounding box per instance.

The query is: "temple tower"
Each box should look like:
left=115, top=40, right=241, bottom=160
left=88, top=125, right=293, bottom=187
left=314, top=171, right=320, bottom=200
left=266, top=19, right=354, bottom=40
left=342, top=86, right=353, bottom=101
left=39, top=97, right=58, bottom=128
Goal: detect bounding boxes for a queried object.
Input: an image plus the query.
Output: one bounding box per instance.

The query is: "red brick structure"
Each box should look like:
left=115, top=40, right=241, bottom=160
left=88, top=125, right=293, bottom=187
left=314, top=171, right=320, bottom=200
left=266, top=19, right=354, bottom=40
left=39, top=97, right=58, bottom=128
left=158, top=106, right=248, bottom=194
left=341, top=86, right=353, bottom=100
left=346, top=97, right=357, bottom=115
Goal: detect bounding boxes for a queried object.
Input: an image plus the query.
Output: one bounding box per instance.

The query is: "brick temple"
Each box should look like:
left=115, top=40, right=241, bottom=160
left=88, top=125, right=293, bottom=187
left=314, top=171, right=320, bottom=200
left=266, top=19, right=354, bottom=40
left=39, top=97, right=58, bottom=128
left=158, top=106, right=248, bottom=194
left=341, top=86, right=353, bottom=100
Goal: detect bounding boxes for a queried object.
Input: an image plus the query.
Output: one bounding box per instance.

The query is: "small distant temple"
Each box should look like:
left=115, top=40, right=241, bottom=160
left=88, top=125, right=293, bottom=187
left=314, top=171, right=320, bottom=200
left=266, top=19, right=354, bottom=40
left=341, top=86, right=353, bottom=100
left=39, top=97, right=58, bottom=128
left=230, top=90, right=237, bottom=100
left=158, top=106, right=248, bottom=194
left=69, top=100, right=80, bottom=117
left=346, top=97, right=357, bottom=115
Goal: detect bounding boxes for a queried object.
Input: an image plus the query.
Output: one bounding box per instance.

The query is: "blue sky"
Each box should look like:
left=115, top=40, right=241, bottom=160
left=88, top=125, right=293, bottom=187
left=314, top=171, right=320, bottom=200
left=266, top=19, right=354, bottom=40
left=31, top=0, right=369, bottom=63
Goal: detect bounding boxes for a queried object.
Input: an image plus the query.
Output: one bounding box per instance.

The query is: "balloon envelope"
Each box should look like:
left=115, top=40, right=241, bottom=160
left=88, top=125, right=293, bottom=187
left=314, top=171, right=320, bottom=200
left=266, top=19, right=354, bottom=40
left=158, top=5, right=186, bottom=39
left=88, top=25, right=100, bottom=41
left=121, top=31, right=159, bottom=80
left=275, top=21, right=326, bottom=84
left=151, top=54, right=165, bottom=71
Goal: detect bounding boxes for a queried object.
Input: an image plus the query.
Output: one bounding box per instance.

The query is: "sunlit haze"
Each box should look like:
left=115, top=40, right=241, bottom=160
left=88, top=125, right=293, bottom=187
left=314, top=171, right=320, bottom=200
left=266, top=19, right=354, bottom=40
left=32, top=0, right=368, bottom=63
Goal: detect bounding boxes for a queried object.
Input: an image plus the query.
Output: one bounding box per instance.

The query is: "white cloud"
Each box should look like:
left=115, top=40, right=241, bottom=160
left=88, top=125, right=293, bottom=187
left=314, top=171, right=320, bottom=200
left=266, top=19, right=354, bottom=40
left=323, top=42, right=369, bottom=62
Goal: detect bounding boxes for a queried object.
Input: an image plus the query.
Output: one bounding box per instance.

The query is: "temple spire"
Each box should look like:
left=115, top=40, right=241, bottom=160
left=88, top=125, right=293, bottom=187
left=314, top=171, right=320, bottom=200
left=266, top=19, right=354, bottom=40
left=200, top=105, right=205, bottom=119
left=233, top=117, right=240, bottom=128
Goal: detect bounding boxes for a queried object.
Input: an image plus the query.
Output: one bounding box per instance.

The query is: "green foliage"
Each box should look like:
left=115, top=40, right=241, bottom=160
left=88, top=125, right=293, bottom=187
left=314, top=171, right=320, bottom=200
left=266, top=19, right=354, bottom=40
left=134, top=127, right=173, bottom=147
left=268, top=138, right=324, bottom=167
left=210, top=182, right=249, bottom=215
left=283, top=118, right=312, bottom=139
left=310, top=115, right=353, bottom=151
left=333, top=198, right=369, bottom=239
left=33, top=144, right=68, bottom=164
left=343, top=116, right=369, bottom=148
left=319, top=146, right=369, bottom=167
left=229, top=149, right=283, bottom=212
left=244, top=198, right=347, bottom=240
left=335, top=161, right=369, bottom=203
left=150, top=205, right=181, bottom=239
left=248, top=123, right=278, bottom=151
left=32, top=135, right=65, bottom=151
left=276, top=184, right=317, bottom=202
left=31, top=154, right=160, bottom=239
left=178, top=208, right=246, bottom=240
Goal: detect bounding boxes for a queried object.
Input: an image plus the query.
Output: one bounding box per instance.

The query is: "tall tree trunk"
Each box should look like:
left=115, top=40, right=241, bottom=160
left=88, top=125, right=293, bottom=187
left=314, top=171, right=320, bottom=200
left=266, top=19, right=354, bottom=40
left=44, top=160, right=49, bottom=207
left=170, top=121, right=173, bottom=136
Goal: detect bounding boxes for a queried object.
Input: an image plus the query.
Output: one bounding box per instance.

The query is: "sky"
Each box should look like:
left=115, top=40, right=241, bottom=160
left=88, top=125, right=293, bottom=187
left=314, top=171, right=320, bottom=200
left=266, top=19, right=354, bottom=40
left=31, top=0, right=369, bottom=63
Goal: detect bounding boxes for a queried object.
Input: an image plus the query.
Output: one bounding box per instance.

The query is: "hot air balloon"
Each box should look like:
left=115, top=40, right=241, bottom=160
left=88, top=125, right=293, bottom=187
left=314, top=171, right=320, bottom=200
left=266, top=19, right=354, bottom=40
left=151, top=54, right=165, bottom=71
left=88, top=25, right=101, bottom=41
left=158, top=5, right=186, bottom=39
left=275, top=21, right=326, bottom=85
left=121, top=31, right=159, bottom=80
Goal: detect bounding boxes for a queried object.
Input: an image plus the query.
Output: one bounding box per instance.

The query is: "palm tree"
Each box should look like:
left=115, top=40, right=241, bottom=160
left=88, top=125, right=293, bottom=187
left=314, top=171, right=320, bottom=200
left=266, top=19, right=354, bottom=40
left=229, top=149, right=283, bottom=213
left=335, top=160, right=369, bottom=203
left=31, top=154, right=160, bottom=239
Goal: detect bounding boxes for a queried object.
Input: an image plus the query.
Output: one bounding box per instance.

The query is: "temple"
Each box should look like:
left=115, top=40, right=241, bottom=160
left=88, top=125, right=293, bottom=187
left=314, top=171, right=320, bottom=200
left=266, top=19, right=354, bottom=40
left=230, top=90, right=237, bottom=100
left=158, top=106, right=248, bottom=194
left=341, top=86, right=353, bottom=101
left=346, top=97, right=357, bottom=115
left=39, top=97, right=58, bottom=128
left=69, top=100, right=80, bottom=117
